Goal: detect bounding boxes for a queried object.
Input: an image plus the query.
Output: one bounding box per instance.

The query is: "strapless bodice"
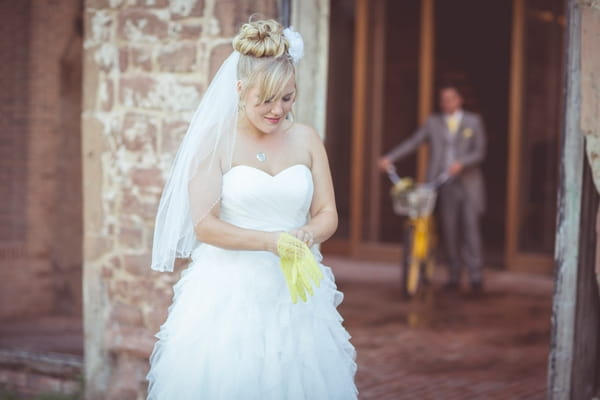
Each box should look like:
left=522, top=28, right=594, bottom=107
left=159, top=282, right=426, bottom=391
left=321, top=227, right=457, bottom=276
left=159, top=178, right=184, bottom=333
left=219, top=164, right=313, bottom=232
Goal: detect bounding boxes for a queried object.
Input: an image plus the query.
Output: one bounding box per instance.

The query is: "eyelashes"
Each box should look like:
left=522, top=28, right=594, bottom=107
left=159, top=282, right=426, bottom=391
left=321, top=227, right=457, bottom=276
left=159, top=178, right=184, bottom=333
left=264, top=96, right=293, bottom=104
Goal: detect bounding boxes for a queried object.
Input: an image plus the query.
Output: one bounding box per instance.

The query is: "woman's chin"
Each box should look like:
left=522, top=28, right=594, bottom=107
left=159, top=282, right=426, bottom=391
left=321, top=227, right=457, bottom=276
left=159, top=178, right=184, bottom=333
left=259, top=122, right=282, bottom=135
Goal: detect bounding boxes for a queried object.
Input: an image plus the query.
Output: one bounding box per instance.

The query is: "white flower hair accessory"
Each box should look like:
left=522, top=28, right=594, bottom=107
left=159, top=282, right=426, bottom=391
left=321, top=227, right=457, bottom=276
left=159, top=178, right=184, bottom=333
left=283, top=27, right=304, bottom=64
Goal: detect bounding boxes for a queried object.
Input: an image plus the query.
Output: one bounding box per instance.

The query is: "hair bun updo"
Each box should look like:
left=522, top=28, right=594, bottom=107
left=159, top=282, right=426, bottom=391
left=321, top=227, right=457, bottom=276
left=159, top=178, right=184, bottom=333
left=233, top=19, right=289, bottom=58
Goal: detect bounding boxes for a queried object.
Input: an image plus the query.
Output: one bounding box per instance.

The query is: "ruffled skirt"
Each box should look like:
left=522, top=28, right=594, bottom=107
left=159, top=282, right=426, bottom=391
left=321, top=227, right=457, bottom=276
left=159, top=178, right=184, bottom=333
left=146, top=244, right=358, bottom=400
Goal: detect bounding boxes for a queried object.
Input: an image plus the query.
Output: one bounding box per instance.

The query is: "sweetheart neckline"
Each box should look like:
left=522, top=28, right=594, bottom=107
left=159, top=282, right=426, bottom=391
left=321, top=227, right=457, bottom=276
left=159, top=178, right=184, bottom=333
left=224, top=164, right=311, bottom=178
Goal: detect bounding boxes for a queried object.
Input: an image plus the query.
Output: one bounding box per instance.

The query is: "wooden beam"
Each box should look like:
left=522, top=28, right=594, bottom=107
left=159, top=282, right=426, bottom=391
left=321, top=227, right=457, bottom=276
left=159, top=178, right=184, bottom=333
left=416, top=0, right=435, bottom=182
left=349, top=0, right=369, bottom=253
left=367, top=0, right=387, bottom=241
left=547, top=0, right=584, bottom=397
left=505, top=0, right=524, bottom=269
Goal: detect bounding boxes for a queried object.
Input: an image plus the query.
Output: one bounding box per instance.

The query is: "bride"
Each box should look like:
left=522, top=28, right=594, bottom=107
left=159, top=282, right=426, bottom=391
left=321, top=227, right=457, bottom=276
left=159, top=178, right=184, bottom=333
left=146, top=18, right=358, bottom=399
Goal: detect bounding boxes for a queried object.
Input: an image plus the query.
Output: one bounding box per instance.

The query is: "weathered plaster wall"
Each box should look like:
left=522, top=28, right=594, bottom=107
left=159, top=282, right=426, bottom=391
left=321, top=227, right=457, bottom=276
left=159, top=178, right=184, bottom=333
left=82, top=1, right=277, bottom=398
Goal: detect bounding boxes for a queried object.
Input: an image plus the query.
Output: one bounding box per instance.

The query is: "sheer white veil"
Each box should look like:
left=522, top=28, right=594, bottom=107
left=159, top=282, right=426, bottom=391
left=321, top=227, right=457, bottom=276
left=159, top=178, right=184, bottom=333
left=151, top=51, right=240, bottom=272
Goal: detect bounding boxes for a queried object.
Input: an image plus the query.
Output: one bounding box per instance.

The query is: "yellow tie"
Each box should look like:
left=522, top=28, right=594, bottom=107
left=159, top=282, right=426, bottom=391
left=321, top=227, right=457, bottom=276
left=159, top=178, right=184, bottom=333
left=447, top=115, right=459, bottom=134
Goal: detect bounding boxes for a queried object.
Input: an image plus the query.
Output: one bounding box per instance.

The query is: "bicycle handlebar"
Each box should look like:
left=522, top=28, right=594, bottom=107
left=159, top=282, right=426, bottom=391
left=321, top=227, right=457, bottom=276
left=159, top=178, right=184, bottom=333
left=385, top=166, right=450, bottom=190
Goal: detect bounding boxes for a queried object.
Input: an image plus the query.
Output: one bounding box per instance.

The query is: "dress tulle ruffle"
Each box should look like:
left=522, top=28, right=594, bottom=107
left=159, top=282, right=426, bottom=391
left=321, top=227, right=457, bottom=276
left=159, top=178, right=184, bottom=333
left=146, top=244, right=358, bottom=400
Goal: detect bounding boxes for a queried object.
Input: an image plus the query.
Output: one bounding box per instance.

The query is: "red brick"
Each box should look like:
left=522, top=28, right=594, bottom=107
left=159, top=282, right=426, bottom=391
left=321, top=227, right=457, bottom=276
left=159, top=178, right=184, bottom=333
left=118, top=224, right=144, bottom=250
left=0, top=368, right=27, bottom=386
left=117, top=9, right=168, bottom=42
left=173, top=20, right=203, bottom=39
left=121, top=191, right=157, bottom=220
left=25, top=374, right=62, bottom=392
left=87, top=0, right=126, bottom=8
left=111, top=301, right=144, bottom=326
left=121, top=112, right=159, bottom=151
left=161, top=118, right=189, bottom=153
left=169, top=0, right=204, bottom=18
left=122, top=253, right=152, bottom=276
left=119, top=47, right=129, bottom=72
left=157, top=42, right=197, bottom=72
left=131, top=0, right=169, bottom=7
left=130, top=45, right=154, bottom=71
left=119, top=75, right=155, bottom=108
left=105, top=326, right=155, bottom=358
left=130, top=167, right=163, bottom=187
left=209, top=43, right=233, bottom=80
left=213, top=0, right=278, bottom=37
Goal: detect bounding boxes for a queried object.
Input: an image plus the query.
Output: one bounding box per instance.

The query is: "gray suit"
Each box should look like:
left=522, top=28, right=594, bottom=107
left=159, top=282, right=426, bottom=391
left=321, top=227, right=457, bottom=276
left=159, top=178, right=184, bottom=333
left=386, top=111, right=486, bottom=284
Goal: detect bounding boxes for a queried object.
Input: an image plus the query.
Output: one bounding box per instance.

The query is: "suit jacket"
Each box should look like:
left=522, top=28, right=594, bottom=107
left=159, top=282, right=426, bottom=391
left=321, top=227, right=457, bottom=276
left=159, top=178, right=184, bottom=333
left=385, top=111, right=487, bottom=214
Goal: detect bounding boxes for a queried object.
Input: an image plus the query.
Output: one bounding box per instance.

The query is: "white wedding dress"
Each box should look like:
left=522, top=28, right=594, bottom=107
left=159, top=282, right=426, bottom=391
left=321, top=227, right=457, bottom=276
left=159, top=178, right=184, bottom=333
left=147, top=164, right=358, bottom=400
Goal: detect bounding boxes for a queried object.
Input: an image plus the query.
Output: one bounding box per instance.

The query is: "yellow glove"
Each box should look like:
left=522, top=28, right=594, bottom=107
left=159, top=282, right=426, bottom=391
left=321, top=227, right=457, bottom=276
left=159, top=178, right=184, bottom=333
left=277, top=233, right=324, bottom=303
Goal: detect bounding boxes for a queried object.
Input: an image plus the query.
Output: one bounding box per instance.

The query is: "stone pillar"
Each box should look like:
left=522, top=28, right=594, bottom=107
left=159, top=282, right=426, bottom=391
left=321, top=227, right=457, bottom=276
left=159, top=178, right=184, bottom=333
left=82, top=1, right=278, bottom=398
left=580, top=0, right=600, bottom=294
left=291, top=0, right=330, bottom=138
left=549, top=1, right=600, bottom=397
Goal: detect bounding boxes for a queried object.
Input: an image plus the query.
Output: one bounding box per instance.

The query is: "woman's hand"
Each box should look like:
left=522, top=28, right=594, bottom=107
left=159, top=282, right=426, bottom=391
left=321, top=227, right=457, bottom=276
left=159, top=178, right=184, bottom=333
left=276, top=232, right=324, bottom=303
left=289, top=228, right=314, bottom=247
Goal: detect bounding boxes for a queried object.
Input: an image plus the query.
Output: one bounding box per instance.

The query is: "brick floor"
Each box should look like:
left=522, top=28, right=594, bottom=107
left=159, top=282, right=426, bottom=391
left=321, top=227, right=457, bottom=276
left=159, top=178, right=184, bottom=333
left=0, top=257, right=553, bottom=399
left=328, top=256, right=554, bottom=400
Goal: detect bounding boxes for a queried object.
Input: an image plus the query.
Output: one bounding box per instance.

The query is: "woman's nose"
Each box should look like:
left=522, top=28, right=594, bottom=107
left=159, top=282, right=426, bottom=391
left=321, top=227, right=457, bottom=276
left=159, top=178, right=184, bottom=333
left=271, top=101, right=283, bottom=115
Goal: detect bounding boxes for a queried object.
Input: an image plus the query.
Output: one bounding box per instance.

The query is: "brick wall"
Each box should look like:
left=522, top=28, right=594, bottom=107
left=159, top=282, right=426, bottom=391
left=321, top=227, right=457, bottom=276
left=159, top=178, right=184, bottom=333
left=0, top=0, right=83, bottom=320
left=82, top=1, right=278, bottom=398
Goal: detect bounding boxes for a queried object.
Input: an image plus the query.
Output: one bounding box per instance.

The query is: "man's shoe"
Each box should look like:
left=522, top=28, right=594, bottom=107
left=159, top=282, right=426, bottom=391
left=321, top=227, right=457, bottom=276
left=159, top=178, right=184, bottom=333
left=470, top=281, right=484, bottom=295
left=442, top=281, right=460, bottom=291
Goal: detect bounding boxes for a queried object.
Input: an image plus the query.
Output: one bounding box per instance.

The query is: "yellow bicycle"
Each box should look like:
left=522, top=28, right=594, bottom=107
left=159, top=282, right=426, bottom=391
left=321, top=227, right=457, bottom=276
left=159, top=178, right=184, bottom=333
left=387, top=167, right=447, bottom=298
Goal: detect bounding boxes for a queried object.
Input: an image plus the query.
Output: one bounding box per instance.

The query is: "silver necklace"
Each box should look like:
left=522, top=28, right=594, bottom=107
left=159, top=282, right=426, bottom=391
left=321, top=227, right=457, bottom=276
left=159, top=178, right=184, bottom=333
left=256, top=152, right=267, bottom=162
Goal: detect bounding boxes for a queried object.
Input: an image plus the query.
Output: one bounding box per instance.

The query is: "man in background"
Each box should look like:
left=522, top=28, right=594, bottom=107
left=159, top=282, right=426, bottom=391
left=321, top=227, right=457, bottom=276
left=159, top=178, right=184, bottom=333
left=379, top=84, right=487, bottom=293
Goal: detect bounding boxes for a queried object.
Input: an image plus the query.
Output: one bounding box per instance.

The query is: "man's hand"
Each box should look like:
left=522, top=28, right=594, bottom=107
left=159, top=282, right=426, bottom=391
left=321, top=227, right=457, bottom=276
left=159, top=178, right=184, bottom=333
left=448, top=161, right=463, bottom=176
left=378, top=157, right=392, bottom=172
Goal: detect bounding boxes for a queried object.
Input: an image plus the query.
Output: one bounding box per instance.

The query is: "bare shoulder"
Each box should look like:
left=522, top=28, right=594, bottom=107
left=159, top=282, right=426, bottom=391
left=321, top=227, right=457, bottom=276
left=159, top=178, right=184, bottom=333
left=288, top=123, right=327, bottom=169
left=291, top=122, right=321, bottom=139
left=290, top=122, right=324, bottom=149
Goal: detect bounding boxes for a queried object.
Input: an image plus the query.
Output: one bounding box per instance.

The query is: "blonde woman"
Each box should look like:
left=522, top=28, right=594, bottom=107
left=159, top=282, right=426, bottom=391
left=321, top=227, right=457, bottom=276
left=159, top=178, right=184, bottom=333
left=147, top=19, right=357, bottom=399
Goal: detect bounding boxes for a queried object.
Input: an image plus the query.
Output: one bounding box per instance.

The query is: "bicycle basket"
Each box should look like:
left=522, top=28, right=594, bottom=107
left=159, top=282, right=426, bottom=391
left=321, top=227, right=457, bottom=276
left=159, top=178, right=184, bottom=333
left=390, top=185, right=437, bottom=217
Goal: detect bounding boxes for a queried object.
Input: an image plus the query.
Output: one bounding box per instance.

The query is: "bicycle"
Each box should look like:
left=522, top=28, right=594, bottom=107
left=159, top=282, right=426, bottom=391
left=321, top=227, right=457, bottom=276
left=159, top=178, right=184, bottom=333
left=386, top=167, right=448, bottom=298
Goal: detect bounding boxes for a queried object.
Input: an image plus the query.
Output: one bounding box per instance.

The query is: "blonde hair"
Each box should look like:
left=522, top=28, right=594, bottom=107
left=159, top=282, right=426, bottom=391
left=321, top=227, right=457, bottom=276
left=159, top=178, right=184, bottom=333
left=233, top=19, right=296, bottom=105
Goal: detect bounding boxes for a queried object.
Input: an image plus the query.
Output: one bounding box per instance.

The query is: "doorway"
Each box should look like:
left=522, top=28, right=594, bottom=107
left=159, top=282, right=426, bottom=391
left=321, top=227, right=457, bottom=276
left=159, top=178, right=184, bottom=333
left=434, top=0, right=512, bottom=265
left=324, top=0, right=564, bottom=273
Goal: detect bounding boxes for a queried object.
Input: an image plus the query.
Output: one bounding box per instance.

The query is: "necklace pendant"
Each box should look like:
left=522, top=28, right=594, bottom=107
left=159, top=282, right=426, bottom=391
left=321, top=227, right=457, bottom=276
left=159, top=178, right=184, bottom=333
left=256, top=152, right=267, bottom=162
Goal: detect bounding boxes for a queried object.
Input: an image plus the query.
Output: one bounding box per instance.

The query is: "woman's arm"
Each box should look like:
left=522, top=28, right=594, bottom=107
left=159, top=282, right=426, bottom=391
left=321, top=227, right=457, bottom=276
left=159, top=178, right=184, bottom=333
left=292, top=125, right=338, bottom=245
left=194, top=208, right=280, bottom=253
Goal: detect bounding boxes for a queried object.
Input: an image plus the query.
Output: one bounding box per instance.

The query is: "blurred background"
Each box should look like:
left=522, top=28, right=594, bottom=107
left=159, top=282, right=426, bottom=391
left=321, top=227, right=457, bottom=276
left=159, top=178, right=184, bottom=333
left=0, top=0, right=598, bottom=399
